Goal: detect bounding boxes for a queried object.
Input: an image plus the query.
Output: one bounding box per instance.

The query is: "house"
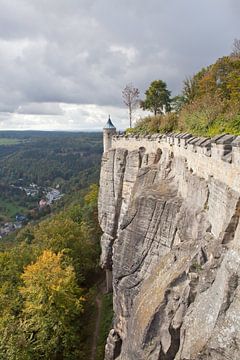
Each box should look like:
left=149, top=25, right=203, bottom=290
left=39, top=199, right=47, bottom=208
left=15, top=214, right=27, bottom=222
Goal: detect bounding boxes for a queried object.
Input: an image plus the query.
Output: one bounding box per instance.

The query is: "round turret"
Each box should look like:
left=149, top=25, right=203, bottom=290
left=103, top=116, right=116, bottom=152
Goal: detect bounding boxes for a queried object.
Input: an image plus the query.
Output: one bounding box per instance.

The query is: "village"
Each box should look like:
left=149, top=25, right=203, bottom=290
left=0, top=183, right=64, bottom=239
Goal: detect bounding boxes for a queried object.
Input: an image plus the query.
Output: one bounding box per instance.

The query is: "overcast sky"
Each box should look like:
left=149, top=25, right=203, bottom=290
left=0, top=0, right=239, bottom=131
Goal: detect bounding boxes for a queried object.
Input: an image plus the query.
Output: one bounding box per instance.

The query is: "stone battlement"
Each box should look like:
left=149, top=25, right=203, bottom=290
left=111, top=132, right=240, bottom=193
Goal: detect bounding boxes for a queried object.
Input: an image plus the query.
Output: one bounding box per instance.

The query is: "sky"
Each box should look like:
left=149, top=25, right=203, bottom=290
left=0, top=0, right=239, bottom=131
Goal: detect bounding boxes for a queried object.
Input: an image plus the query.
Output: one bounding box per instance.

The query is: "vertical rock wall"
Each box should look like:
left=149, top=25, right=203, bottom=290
left=98, top=138, right=240, bottom=360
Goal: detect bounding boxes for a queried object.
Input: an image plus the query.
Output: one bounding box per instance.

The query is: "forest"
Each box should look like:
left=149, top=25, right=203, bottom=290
left=0, top=184, right=112, bottom=359
left=0, top=131, right=102, bottom=188
left=0, top=131, right=112, bottom=359
left=0, top=131, right=102, bottom=222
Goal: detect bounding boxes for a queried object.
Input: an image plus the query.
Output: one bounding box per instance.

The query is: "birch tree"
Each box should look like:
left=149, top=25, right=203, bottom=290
left=122, top=83, right=140, bottom=128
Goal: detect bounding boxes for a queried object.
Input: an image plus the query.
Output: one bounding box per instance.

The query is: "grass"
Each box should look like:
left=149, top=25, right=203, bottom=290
left=0, top=138, right=22, bottom=145
left=0, top=197, right=26, bottom=221
left=96, top=293, right=113, bottom=360
left=130, top=112, right=240, bottom=138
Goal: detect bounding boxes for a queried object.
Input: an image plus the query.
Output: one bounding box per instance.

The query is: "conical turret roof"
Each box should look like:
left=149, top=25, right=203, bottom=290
left=103, top=116, right=116, bottom=129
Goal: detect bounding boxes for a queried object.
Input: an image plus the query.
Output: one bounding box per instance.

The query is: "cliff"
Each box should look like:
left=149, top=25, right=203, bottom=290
left=98, top=133, right=240, bottom=360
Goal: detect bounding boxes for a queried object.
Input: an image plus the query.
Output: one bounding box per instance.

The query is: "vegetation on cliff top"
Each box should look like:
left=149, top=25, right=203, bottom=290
left=129, top=51, right=240, bottom=136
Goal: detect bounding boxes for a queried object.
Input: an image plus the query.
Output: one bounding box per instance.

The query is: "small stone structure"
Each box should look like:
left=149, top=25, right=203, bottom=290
left=103, top=116, right=116, bottom=153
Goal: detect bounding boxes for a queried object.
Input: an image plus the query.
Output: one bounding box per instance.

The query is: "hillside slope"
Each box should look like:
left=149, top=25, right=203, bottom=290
left=131, top=55, right=240, bottom=136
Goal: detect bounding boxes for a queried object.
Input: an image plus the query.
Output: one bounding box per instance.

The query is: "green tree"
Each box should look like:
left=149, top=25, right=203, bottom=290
left=0, top=244, right=38, bottom=360
left=171, top=95, right=186, bottom=112
left=181, top=57, right=240, bottom=105
left=182, top=68, right=207, bottom=104
left=182, top=76, right=198, bottom=103
left=33, top=217, right=99, bottom=284
left=140, top=80, right=171, bottom=115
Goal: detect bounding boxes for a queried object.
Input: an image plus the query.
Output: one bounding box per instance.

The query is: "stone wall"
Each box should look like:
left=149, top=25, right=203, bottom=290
left=98, top=132, right=240, bottom=360
left=112, top=133, right=240, bottom=192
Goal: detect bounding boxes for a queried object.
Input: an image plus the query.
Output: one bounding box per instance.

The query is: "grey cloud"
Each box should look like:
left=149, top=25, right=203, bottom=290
left=0, top=0, right=239, bottom=128
left=16, top=102, right=64, bottom=115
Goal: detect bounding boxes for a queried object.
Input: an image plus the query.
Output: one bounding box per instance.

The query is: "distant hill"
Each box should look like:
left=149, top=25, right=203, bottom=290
left=0, top=131, right=102, bottom=188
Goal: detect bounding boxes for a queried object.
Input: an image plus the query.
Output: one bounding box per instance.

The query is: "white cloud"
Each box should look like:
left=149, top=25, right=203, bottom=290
left=109, top=45, right=138, bottom=64
left=0, top=103, right=148, bottom=131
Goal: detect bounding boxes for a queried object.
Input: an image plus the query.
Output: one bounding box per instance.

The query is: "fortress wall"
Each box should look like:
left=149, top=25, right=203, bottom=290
left=112, top=133, right=240, bottom=193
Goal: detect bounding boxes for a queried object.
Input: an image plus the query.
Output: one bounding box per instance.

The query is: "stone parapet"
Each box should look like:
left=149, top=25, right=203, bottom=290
left=111, top=132, right=240, bottom=193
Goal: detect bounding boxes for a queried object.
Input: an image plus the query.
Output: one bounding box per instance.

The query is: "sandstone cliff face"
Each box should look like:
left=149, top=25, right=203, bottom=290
left=98, top=136, right=240, bottom=360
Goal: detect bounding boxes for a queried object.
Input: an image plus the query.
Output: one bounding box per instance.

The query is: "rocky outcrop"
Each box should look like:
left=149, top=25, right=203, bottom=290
left=98, top=134, right=240, bottom=360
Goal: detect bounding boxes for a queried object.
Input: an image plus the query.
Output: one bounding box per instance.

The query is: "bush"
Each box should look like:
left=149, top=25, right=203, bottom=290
left=159, top=112, right=178, bottom=133
left=128, top=113, right=178, bottom=135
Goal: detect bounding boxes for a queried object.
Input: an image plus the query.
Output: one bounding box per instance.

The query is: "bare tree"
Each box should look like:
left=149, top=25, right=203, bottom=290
left=231, top=38, right=240, bottom=57
left=122, top=83, right=140, bottom=128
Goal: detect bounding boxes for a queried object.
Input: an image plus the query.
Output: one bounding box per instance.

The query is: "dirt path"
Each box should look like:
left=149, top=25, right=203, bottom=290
left=90, top=283, right=105, bottom=360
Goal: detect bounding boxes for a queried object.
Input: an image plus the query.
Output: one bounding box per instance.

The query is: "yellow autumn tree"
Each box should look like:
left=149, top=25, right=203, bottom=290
left=20, top=250, right=85, bottom=360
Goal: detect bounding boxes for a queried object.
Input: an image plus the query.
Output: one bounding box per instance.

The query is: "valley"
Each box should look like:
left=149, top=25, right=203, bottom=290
left=0, top=130, right=102, bottom=234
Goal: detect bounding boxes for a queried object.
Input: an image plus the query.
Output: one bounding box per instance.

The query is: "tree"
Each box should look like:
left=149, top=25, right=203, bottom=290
left=122, top=83, right=140, bottom=128
left=181, top=57, right=240, bottom=105
left=171, top=95, right=186, bottom=112
left=182, top=70, right=205, bottom=103
left=33, top=216, right=99, bottom=283
left=231, top=38, right=240, bottom=57
left=19, top=250, right=85, bottom=359
left=182, top=76, right=198, bottom=103
left=140, top=80, right=171, bottom=115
